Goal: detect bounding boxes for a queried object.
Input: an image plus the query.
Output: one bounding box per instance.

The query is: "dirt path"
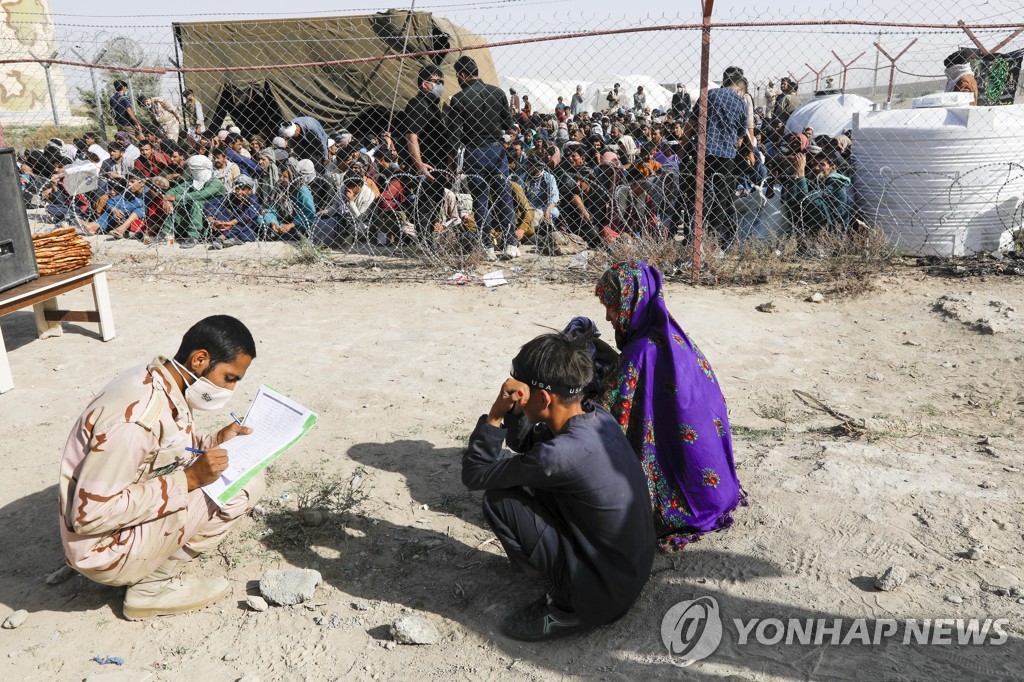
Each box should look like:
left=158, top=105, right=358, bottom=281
left=1, top=270, right=1021, bottom=680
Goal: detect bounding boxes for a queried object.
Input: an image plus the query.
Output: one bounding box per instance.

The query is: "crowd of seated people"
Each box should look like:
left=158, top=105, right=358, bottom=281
left=16, top=71, right=855, bottom=255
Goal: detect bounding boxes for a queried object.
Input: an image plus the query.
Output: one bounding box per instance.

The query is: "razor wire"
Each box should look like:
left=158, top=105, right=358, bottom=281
left=1, top=4, right=1024, bottom=285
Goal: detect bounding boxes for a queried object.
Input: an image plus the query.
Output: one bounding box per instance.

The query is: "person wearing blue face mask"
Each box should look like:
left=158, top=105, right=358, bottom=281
left=403, top=64, right=451, bottom=240
left=58, top=315, right=265, bottom=620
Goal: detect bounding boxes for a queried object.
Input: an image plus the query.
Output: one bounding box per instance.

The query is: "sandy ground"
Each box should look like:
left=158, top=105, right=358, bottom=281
left=1, top=264, right=1023, bottom=681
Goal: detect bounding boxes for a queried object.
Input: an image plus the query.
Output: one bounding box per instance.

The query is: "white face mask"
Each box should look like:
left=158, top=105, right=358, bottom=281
left=431, top=83, right=444, bottom=98
left=172, top=358, right=234, bottom=412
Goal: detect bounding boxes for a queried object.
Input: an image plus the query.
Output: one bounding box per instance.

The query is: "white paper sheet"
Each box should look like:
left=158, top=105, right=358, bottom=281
left=202, top=385, right=318, bottom=507
left=482, top=269, right=508, bottom=287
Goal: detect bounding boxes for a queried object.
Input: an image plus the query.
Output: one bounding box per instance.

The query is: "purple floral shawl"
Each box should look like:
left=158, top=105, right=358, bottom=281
left=596, top=260, right=745, bottom=551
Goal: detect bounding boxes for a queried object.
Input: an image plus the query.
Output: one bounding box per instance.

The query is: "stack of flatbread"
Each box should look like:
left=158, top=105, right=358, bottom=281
left=32, top=227, right=93, bottom=276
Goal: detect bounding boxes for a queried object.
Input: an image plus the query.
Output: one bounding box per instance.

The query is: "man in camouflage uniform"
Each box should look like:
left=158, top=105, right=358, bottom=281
left=59, top=315, right=264, bottom=620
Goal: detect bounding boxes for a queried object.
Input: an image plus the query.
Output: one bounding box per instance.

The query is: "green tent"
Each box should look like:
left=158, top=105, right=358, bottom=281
left=172, top=10, right=499, bottom=135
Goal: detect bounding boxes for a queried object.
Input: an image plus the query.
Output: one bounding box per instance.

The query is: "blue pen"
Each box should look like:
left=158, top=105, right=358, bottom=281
left=183, top=446, right=205, bottom=469
left=231, top=412, right=244, bottom=426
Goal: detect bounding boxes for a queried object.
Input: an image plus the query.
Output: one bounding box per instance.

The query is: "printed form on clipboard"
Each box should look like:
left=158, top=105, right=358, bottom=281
left=202, top=385, right=318, bottom=507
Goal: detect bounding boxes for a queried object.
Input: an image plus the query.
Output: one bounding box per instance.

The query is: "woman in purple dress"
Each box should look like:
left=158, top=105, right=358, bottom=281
left=594, top=260, right=746, bottom=552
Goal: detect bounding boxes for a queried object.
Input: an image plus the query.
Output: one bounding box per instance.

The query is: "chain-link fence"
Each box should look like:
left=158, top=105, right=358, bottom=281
left=2, top=1, right=1023, bottom=285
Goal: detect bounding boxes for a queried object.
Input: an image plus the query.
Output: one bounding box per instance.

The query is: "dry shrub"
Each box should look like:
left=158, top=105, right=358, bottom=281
left=694, top=223, right=896, bottom=296
left=601, top=232, right=682, bottom=273
left=6, top=123, right=93, bottom=150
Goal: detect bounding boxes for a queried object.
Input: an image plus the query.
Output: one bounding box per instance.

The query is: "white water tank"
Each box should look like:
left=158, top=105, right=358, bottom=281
left=852, top=104, right=1024, bottom=257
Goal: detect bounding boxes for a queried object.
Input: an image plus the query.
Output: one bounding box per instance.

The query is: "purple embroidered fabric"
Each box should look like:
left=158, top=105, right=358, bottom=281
left=596, top=260, right=746, bottom=552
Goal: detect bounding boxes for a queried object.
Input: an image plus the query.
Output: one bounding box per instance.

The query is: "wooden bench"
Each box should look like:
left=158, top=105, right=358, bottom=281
left=0, top=263, right=115, bottom=393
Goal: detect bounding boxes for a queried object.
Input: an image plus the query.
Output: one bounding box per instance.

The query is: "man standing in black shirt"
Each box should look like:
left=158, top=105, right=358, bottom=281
left=403, top=65, right=450, bottom=240
left=448, top=56, right=517, bottom=260
left=110, top=80, right=143, bottom=139
left=463, top=333, right=654, bottom=641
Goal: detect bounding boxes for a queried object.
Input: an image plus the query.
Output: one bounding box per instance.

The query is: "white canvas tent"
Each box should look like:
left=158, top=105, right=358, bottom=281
left=497, top=76, right=588, bottom=115
left=583, top=75, right=676, bottom=113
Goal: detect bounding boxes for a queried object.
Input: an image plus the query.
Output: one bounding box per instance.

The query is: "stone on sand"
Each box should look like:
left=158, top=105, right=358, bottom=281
left=390, top=615, right=438, bottom=645
left=246, top=595, right=269, bottom=612
left=259, top=569, right=322, bottom=606
left=874, top=566, right=908, bottom=592
left=2, top=610, right=28, bottom=629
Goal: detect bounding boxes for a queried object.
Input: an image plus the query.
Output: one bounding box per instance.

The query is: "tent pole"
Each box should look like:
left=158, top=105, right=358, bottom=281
left=386, top=0, right=418, bottom=136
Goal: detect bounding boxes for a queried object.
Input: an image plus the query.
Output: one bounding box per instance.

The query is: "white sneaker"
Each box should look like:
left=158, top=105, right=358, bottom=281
left=503, top=244, right=521, bottom=259
left=483, top=247, right=497, bottom=262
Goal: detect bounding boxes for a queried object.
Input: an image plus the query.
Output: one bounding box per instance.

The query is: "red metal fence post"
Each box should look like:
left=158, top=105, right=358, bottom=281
left=691, top=0, right=714, bottom=285
left=958, top=20, right=1024, bottom=55
left=873, top=39, right=917, bottom=102
left=805, top=61, right=830, bottom=92
left=831, top=50, right=866, bottom=93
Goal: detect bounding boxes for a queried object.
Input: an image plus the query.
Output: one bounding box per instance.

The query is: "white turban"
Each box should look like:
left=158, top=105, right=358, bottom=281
left=272, top=136, right=288, bottom=149
left=293, top=158, right=316, bottom=186
left=186, top=155, right=213, bottom=190
left=280, top=122, right=299, bottom=138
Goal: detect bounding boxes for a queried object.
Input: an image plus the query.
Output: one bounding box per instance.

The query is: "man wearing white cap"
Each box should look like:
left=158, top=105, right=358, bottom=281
left=279, top=116, right=330, bottom=169
left=161, top=155, right=228, bottom=247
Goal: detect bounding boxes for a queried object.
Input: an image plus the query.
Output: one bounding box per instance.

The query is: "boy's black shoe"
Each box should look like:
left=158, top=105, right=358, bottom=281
left=501, top=593, right=585, bottom=641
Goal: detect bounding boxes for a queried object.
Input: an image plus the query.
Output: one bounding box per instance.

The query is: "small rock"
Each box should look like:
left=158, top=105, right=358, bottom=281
left=313, top=615, right=325, bottom=625
left=808, top=292, right=825, bottom=304
left=867, top=372, right=885, bottom=382
left=2, top=609, right=28, bottom=629
left=53, top=364, right=66, bottom=372
left=300, top=510, right=325, bottom=527
left=981, top=446, right=998, bottom=457
left=966, top=546, right=985, bottom=561
left=903, top=340, right=922, bottom=347
left=252, top=505, right=268, bottom=516
left=246, top=595, right=269, bottom=612
left=755, top=301, right=778, bottom=313
left=420, top=504, right=429, bottom=511
left=237, top=677, right=260, bottom=682
left=979, top=481, right=997, bottom=489
left=352, top=600, right=370, bottom=612
left=945, top=594, right=963, bottom=604
left=259, top=569, right=322, bottom=606
left=222, top=652, right=239, bottom=662
left=45, top=564, right=75, bottom=585
left=390, top=615, right=439, bottom=645
left=874, top=566, right=908, bottom=592
left=329, top=614, right=342, bottom=628
left=384, top=641, right=396, bottom=651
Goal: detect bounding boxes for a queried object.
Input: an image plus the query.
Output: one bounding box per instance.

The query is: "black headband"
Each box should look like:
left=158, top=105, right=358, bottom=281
left=510, top=360, right=583, bottom=396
